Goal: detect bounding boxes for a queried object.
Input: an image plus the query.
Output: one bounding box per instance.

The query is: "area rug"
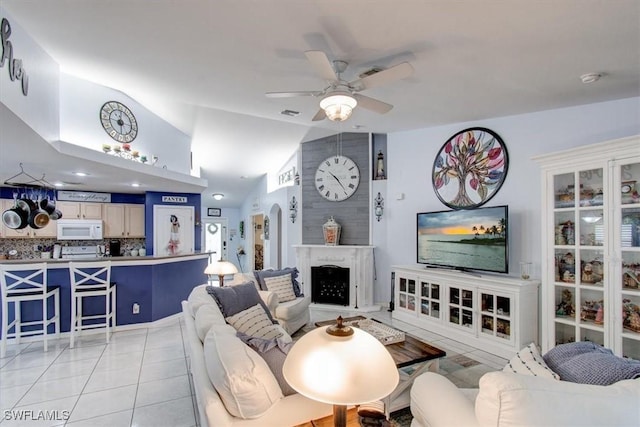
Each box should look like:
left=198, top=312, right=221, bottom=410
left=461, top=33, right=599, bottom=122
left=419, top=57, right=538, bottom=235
left=389, top=407, right=413, bottom=427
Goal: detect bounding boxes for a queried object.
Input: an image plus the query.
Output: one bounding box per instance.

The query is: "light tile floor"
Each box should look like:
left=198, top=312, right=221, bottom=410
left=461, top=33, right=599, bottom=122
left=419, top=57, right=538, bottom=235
left=0, top=308, right=507, bottom=426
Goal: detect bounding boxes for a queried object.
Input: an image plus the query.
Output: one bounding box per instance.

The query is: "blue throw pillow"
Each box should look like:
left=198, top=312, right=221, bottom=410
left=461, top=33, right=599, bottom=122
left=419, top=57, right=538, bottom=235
left=206, top=283, right=276, bottom=323
left=254, top=268, right=302, bottom=297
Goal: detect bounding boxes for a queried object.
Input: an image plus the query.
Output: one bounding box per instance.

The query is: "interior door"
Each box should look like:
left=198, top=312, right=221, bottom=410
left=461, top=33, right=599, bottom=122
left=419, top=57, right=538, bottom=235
left=153, top=205, right=194, bottom=256
left=203, top=218, right=228, bottom=261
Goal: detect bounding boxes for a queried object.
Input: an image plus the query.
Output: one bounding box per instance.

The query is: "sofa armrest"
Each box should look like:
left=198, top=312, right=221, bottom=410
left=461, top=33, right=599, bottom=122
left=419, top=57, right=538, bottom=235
left=259, top=290, right=279, bottom=314
left=410, top=372, right=479, bottom=427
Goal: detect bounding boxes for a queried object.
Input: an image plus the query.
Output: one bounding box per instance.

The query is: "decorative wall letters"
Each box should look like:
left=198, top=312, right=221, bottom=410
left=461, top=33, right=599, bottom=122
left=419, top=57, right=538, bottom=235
left=0, top=17, right=29, bottom=96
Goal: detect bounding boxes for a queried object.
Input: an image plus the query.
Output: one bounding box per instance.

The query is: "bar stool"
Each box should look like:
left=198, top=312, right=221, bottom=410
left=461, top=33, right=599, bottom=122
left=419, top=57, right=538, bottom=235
left=69, top=261, right=116, bottom=348
left=1, top=263, right=60, bottom=358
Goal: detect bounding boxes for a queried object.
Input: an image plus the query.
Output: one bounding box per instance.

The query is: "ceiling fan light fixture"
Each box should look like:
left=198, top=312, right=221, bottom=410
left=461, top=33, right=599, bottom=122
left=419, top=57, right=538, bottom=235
left=320, top=92, right=357, bottom=122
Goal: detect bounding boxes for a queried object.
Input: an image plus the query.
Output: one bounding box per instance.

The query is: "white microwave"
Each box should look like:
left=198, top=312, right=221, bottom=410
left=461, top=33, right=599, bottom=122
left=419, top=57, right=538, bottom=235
left=56, top=219, right=104, bottom=240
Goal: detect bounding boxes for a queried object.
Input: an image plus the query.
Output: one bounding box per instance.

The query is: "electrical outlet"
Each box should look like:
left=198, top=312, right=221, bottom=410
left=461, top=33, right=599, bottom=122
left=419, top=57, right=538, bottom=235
left=132, top=303, right=140, bottom=314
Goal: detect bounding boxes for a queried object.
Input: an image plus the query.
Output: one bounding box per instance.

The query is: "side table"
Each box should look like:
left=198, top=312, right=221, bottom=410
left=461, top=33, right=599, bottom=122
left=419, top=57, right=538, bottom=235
left=294, top=407, right=359, bottom=427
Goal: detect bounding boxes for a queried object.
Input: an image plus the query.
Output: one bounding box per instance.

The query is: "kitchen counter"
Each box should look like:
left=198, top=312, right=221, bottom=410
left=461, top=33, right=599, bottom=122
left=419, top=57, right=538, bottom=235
left=0, top=252, right=214, bottom=266
left=0, top=252, right=213, bottom=332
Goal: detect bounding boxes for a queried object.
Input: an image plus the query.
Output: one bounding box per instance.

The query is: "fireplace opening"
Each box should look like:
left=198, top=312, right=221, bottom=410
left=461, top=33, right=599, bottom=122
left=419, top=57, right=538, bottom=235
left=311, top=265, right=350, bottom=306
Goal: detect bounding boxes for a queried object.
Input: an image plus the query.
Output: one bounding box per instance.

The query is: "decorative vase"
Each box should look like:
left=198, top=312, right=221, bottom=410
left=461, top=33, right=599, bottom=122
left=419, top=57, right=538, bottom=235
left=323, top=216, right=341, bottom=246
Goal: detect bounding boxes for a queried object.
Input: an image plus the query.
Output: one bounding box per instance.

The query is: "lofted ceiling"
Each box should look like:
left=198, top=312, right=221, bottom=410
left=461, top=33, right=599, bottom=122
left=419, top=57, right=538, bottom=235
left=1, top=0, right=639, bottom=207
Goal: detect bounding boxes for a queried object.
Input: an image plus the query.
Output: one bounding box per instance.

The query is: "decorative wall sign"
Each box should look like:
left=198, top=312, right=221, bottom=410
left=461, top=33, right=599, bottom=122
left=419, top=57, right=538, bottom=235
left=57, top=190, right=111, bottom=203
left=0, top=18, right=29, bottom=96
left=432, top=127, right=508, bottom=209
left=162, top=196, right=187, bottom=203
left=207, top=208, right=221, bottom=217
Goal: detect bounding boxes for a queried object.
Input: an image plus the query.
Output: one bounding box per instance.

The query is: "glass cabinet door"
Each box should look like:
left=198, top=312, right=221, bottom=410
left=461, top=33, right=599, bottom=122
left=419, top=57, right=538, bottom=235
left=397, top=275, right=417, bottom=314
left=419, top=280, right=441, bottom=320
left=448, top=286, right=474, bottom=330
left=618, top=161, right=640, bottom=359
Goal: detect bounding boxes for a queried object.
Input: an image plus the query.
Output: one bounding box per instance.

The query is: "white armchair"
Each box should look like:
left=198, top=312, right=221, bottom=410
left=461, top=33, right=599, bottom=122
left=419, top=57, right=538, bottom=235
left=230, top=273, right=310, bottom=334
left=410, top=371, right=640, bottom=427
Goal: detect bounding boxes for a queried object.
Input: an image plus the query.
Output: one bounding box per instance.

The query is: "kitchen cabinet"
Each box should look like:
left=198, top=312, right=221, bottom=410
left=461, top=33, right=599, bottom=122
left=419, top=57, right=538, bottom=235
left=57, top=201, right=103, bottom=219
left=392, top=266, right=539, bottom=358
left=536, top=135, right=640, bottom=359
left=103, top=204, right=145, bottom=238
left=1, top=199, right=57, bottom=238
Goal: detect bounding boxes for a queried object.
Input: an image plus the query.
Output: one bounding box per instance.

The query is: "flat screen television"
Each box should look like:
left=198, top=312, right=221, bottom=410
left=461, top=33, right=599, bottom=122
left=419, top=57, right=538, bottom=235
left=417, top=205, right=509, bottom=274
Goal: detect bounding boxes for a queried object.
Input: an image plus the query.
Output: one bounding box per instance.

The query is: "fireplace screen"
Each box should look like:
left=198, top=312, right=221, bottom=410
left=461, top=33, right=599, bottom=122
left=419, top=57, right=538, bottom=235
left=311, top=265, right=350, bottom=306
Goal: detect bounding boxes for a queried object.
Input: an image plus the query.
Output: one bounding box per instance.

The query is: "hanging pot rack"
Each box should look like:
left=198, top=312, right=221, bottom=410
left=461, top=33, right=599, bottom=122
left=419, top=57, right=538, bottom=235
left=3, top=163, right=55, bottom=190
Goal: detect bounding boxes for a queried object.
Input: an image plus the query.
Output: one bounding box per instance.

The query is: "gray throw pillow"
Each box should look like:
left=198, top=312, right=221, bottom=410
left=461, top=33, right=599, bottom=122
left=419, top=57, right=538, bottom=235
left=237, top=332, right=296, bottom=396
left=206, top=283, right=276, bottom=323
left=254, top=268, right=302, bottom=297
left=543, top=341, right=640, bottom=385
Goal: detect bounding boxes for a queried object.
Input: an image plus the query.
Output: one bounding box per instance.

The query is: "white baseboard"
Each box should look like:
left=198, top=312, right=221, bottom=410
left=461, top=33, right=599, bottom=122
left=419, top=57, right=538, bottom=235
left=1, top=312, right=183, bottom=345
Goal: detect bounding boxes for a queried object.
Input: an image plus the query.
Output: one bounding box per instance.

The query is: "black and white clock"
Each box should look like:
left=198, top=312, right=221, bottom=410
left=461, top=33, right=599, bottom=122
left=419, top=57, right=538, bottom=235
left=314, top=155, right=360, bottom=201
left=100, top=101, right=138, bottom=143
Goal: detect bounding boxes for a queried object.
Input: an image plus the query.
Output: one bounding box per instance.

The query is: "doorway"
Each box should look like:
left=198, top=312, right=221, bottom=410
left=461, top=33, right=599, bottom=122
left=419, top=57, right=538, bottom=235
left=251, top=214, right=264, bottom=271
left=203, top=218, right=228, bottom=261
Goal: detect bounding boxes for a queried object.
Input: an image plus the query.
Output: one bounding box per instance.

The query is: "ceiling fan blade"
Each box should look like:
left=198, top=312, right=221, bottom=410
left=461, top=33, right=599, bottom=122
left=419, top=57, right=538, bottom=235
left=311, top=108, right=326, bottom=121
left=352, top=62, right=414, bottom=91
left=353, top=93, right=393, bottom=114
left=265, top=91, right=322, bottom=98
left=305, top=50, right=338, bottom=82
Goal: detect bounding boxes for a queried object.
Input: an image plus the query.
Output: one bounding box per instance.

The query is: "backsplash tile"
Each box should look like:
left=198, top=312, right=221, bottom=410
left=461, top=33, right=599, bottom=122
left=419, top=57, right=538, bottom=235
left=0, top=238, right=146, bottom=259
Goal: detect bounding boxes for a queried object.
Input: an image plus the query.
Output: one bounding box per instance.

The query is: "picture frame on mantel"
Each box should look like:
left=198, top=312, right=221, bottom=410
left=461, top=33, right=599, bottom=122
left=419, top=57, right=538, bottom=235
left=207, top=208, right=221, bottom=217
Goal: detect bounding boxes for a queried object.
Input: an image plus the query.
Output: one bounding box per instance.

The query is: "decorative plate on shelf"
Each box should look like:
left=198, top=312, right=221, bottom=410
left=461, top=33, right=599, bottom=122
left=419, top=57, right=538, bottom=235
left=432, top=127, right=508, bottom=209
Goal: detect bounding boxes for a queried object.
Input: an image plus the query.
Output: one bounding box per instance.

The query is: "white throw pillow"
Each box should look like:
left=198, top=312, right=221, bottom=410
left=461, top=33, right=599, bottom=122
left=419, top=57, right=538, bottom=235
left=187, top=284, right=214, bottom=317
left=194, top=303, right=225, bottom=342
left=203, top=324, right=283, bottom=419
left=226, top=304, right=284, bottom=340
left=503, top=342, right=560, bottom=380
left=263, top=273, right=297, bottom=303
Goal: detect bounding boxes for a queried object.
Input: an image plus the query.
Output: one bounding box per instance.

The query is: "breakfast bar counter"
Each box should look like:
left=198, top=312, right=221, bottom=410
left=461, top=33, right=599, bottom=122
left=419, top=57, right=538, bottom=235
left=0, top=253, right=212, bottom=333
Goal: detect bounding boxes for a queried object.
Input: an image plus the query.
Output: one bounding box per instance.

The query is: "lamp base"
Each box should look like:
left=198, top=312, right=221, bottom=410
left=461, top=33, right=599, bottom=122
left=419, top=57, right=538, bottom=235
left=333, top=404, right=347, bottom=427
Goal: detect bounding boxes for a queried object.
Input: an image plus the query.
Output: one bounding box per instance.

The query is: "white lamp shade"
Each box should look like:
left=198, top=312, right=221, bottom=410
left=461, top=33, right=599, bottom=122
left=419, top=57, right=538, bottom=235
left=204, top=260, right=238, bottom=276
left=282, top=326, right=399, bottom=406
left=319, top=93, right=357, bottom=122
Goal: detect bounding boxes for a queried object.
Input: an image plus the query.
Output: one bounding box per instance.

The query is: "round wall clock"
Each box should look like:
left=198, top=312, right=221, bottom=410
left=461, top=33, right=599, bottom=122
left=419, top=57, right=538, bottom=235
left=432, top=127, right=508, bottom=209
left=100, top=101, right=138, bottom=143
left=315, top=155, right=360, bottom=201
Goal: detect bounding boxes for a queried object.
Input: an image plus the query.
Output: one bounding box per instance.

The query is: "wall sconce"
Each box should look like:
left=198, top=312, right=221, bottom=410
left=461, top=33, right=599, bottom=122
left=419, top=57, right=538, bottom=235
left=374, top=192, right=384, bottom=221
left=289, top=196, right=298, bottom=223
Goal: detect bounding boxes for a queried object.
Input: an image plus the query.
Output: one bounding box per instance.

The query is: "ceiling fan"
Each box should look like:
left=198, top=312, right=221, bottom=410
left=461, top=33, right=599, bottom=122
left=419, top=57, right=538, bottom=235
left=266, top=51, right=414, bottom=121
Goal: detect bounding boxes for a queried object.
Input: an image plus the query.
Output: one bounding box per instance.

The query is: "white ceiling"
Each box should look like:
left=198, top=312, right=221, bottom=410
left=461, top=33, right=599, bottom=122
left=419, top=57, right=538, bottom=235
left=2, top=0, right=639, bottom=207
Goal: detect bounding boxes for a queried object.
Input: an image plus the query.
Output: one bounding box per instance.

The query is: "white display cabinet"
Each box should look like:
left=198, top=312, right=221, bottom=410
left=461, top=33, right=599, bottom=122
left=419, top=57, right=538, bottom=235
left=535, top=135, right=640, bottom=359
left=392, top=266, right=539, bottom=359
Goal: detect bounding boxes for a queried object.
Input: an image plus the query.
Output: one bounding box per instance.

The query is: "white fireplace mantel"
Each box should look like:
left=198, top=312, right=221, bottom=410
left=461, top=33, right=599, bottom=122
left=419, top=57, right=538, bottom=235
left=293, top=245, right=379, bottom=312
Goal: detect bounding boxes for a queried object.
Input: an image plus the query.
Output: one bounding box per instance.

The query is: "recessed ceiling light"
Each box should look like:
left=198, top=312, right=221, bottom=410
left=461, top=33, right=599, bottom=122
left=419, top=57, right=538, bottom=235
left=73, top=172, right=89, bottom=177
left=212, top=193, right=224, bottom=200
left=580, top=73, right=602, bottom=84
left=54, top=182, right=64, bottom=187
left=131, top=183, right=140, bottom=187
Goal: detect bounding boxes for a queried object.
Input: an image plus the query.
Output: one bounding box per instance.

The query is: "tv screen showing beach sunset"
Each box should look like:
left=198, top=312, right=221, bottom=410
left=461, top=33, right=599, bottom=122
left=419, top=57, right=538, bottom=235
left=417, top=206, right=508, bottom=273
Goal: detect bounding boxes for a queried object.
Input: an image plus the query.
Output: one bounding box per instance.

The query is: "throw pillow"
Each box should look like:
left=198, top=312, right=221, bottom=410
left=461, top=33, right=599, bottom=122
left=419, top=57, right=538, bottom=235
left=543, top=341, right=640, bottom=385
left=237, top=332, right=297, bottom=396
left=203, top=324, right=282, bottom=419
left=503, top=342, right=560, bottom=380
left=254, top=268, right=302, bottom=297
left=226, top=304, right=284, bottom=340
left=263, top=273, right=297, bottom=303
left=206, top=282, right=276, bottom=323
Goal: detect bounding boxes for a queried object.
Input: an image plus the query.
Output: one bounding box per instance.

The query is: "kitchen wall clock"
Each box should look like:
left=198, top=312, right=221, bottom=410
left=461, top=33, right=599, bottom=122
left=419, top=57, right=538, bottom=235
left=432, top=127, right=508, bottom=209
left=100, top=101, right=138, bottom=143
left=315, top=155, right=360, bottom=201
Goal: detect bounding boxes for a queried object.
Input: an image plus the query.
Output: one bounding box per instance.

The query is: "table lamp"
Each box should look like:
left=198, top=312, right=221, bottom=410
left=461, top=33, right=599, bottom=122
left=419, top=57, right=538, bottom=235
left=283, top=317, right=399, bottom=427
left=204, top=260, right=238, bottom=287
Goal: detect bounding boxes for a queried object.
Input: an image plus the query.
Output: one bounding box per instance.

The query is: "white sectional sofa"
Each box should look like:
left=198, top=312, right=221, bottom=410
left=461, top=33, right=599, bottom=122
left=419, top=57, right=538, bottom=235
left=410, top=371, right=640, bottom=427
left=182, top=284, right=332, bottom=427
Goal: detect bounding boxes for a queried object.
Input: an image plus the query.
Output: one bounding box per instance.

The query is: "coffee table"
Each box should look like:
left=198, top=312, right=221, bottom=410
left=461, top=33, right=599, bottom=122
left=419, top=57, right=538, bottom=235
left=315, top=316, right=446, bottom=416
